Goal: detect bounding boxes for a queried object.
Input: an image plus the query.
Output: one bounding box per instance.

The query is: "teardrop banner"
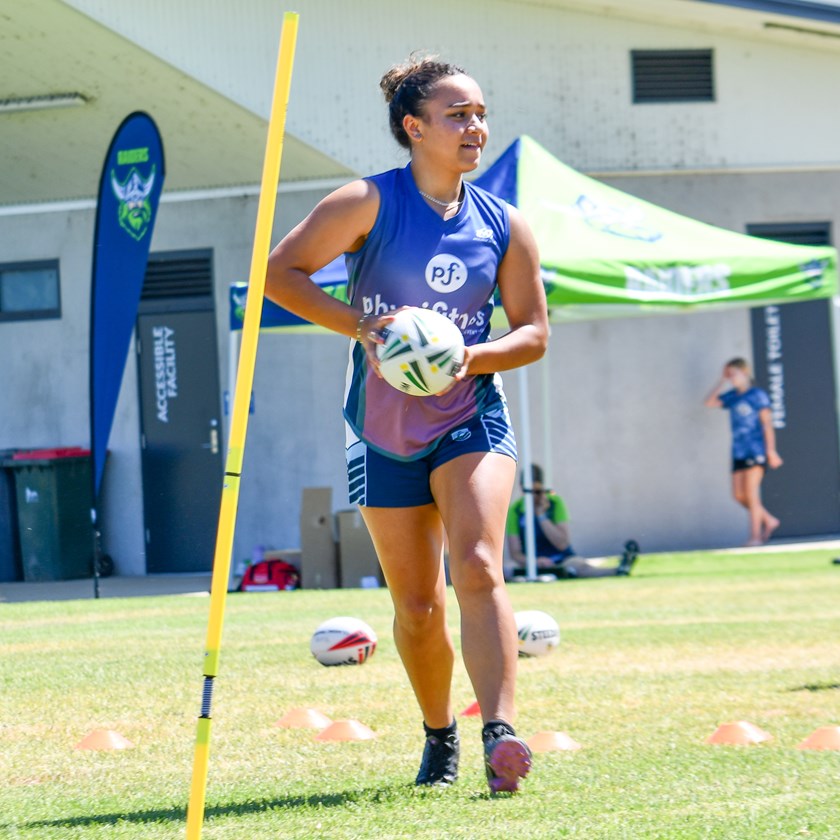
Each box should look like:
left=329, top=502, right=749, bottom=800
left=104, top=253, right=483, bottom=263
left=90, top=111, right=166, bottom=500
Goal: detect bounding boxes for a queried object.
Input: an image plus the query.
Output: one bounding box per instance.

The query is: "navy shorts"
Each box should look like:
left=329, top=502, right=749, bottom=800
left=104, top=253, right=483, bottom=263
left=345, top=411, right=517, bottom=508
left=732, top=455, right=766, bottom=473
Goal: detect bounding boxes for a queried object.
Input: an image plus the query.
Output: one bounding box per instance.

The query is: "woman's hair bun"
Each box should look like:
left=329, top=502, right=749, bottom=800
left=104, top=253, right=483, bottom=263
left=379, top=53, right=467, bottom=148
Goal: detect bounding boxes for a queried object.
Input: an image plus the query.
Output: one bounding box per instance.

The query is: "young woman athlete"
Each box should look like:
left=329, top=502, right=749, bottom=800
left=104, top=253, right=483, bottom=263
left=265, top=55, right=548, bottom=793
left=704, top=357, right=783, bottom=546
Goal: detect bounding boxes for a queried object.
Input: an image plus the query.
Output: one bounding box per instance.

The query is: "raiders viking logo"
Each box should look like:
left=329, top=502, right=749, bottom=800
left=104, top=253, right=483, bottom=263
left=111, top=165, right=156, bottom=241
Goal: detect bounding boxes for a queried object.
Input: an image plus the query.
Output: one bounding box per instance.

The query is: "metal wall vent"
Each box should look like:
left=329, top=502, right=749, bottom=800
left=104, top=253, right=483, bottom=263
left=141, top=250, right=213, bottom=300
left=631, top=49, right=714, bottom=103
left=747, top=222, right=832, bottom=247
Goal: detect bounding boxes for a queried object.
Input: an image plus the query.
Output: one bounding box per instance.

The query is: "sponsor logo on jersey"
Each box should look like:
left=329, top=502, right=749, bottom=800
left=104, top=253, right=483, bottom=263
left=360, top=295, right=487, bottom=334
left=474, top=227, right=495, bottom=242
left=425, top=253, right=468, bottom=293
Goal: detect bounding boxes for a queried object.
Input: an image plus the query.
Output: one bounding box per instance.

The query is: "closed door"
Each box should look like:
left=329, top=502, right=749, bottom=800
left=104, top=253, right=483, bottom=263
left=137, top=309, right=223, bottom=572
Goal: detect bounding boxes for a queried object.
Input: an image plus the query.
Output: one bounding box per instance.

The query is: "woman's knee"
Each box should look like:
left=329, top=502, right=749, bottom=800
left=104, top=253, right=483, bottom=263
left=450, top=548, right=502, bottom=597
left=393, top=593, right=445, bottom=636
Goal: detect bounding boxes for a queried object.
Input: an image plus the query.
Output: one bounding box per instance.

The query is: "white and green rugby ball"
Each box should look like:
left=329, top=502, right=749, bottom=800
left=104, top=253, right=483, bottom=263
left=515, top=610, right=561, bottom=657
left=376, top=307, right=465, bottom=397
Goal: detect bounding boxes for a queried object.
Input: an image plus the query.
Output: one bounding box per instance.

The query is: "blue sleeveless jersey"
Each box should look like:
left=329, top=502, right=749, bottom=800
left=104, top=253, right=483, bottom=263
left=343, top=164, right=512, bottom=460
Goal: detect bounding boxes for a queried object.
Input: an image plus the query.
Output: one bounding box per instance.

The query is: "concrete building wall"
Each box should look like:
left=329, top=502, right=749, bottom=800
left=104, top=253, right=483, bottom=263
left=63, top=0, right=840, bottom=176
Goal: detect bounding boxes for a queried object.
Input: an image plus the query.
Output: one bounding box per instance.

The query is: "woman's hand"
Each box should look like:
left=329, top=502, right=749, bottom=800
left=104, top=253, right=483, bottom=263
left=767, top=450, right=783, bottom=469
left=356, top=311, right=395, bottom=378
left=451, top=344, right=472, bottom=383
left=534, top=492, right=550, bottom=517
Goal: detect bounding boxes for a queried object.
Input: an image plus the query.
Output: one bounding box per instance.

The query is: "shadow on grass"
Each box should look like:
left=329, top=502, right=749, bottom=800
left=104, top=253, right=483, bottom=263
left=789, top=682, right=840, bottom=692
left=8, top=785, right=412, bottom=830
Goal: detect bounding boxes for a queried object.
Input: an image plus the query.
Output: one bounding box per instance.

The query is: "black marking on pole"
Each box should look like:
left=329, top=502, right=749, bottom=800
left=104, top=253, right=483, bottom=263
left=200, top=676, right=215, bottom=718
left=225, top=472, right=241, bottom=478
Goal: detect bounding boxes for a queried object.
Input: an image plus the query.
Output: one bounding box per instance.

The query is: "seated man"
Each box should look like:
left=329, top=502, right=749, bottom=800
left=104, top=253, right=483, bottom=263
left=505, top=464, right=636, bottom=579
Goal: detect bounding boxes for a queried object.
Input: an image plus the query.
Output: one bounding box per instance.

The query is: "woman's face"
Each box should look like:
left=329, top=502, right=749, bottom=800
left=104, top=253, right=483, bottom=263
left=410, top=74, right=488, bottom=171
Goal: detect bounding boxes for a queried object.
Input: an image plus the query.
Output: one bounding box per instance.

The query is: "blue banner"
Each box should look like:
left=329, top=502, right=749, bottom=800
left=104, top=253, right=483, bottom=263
left=89, top=112, right=165, bottom=497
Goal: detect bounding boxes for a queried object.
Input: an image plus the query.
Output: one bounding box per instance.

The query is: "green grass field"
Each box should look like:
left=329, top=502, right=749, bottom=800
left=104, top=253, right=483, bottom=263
left=1, top=548, right=839, bottom=839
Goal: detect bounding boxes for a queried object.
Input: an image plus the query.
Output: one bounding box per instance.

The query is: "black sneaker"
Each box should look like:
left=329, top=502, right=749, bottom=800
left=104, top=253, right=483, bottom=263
left=617, top=540, right=640, bottom=576
left=415, top=723, right=459, bottom=787
left=482, top=721, right=532, bottom=793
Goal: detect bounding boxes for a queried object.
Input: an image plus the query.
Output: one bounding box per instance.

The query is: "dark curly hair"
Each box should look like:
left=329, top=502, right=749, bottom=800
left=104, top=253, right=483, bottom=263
left=379, top=53, right=468, bottom=149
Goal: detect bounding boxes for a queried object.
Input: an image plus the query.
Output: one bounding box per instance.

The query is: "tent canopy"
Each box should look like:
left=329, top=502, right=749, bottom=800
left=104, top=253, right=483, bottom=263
left=230, top=134, right=837, bottom=331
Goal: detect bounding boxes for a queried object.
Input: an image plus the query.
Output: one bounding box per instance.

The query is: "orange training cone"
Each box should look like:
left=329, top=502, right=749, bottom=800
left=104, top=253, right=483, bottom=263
left=275, top=707, right=332, bottom=729
left=314, top=719, right=376, bottom=741
left=460, top=700, right=481, bottom=717
left=527, top=731, right=582, bottom=752
left=75, top=729, right=134, bottom=750
left=796, top=726, right=840, bottom=750
left=706, top=721, right=772, bottom=745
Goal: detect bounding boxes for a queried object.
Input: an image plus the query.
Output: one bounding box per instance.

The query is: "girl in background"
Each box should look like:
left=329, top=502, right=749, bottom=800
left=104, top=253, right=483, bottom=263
left=704, top=357, right=783, bottom=546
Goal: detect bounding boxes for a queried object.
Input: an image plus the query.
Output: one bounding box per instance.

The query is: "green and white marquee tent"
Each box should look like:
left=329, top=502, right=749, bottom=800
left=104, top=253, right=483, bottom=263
left=475, top=135, right=837, bottom=319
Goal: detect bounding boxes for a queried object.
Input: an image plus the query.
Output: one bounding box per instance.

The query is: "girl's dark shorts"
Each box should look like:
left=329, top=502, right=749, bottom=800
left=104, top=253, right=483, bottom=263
left=732, top=456, right=767, bottom=473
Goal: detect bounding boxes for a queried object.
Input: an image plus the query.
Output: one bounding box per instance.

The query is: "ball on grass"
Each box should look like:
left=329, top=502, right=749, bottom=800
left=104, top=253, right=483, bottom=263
left=514, top=610, right=560, bottom=657
left=310, top=616, right=378, bottom=666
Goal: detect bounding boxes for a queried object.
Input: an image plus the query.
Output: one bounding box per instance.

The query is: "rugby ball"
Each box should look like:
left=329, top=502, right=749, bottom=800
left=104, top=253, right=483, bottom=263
left=514, top=610, right=560, bottom=658
left=376, top=307, right=465, bottom=397
left=310, top=616, right=378, bottom=666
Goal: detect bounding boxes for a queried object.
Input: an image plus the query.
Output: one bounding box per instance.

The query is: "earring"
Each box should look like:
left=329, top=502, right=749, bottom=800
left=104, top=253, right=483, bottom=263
left=414, top=133, right=422, bottom=140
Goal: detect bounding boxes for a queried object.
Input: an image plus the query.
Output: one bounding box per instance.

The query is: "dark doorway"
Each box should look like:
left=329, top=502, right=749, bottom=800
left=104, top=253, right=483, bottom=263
left=136, top=250, right=223, bottom=573
left=748, top=223, right=840, bottom=538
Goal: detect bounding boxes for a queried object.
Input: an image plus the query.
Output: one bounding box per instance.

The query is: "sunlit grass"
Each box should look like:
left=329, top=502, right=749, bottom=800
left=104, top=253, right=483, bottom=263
left=1, top=549, right=838, bottom=838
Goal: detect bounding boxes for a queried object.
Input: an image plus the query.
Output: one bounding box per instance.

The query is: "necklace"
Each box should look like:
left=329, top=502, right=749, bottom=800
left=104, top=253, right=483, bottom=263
left=418, top=188, right=463, bottom=209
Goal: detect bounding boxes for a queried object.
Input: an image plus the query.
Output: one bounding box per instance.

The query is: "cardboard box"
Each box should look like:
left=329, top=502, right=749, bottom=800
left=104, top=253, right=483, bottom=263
left=299, top=487, right=338, bottom=589
left=336, top=508, right=383, bottom=588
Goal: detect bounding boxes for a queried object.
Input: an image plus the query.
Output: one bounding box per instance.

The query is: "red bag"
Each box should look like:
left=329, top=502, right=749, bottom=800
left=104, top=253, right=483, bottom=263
left=239, top=559, right=300, bottom=592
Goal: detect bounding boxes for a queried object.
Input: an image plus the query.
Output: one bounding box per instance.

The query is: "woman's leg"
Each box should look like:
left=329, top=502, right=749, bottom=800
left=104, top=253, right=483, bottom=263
left=431, top=452, right=531, bottom=792
left=358, top=503, right=454, bottom=729
left=430, top=452, right=518, bottom=725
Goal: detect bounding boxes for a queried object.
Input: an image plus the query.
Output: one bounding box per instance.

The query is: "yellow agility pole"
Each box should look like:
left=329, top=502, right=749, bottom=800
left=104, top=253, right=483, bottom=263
left=185, top=12, right=299, bottom=839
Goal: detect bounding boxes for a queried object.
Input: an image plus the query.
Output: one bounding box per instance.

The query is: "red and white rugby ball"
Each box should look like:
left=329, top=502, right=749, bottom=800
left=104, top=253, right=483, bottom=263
left=310, top=616, right=378, bottom=666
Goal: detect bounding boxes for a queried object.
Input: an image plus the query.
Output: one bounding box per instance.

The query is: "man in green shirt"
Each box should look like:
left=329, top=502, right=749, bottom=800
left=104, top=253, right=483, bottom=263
left=505, top=464, right=637, bottom=579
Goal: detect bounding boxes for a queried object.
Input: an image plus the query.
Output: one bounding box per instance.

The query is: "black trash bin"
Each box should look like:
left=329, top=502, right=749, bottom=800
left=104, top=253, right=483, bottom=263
left=6, top=447, right=94, bottom=582
left=0, top=449, right=23, bottom=582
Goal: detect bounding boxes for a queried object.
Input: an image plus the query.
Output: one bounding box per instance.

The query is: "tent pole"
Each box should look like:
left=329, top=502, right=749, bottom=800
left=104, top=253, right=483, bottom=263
left=226, top=329, right=240, bottom=452
left=517, top=366, right=537, bottom=580
left=541, top=352, right=552, bottom=489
